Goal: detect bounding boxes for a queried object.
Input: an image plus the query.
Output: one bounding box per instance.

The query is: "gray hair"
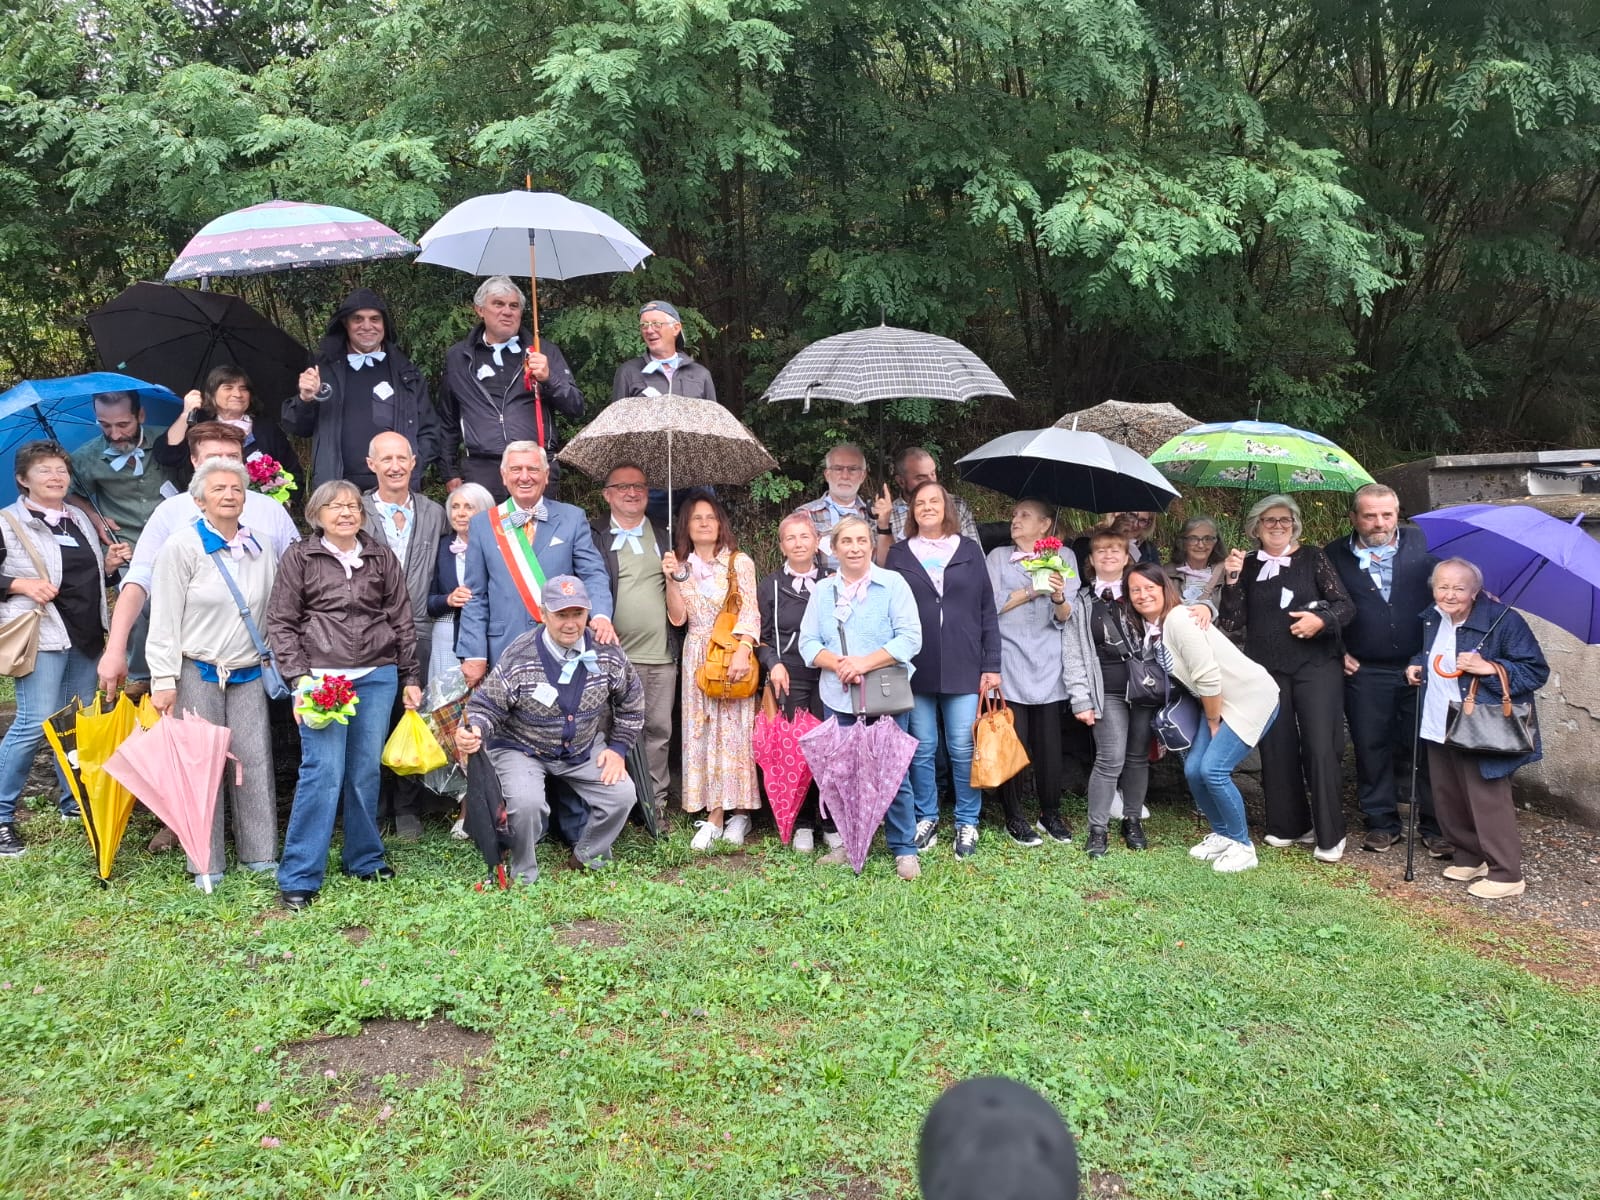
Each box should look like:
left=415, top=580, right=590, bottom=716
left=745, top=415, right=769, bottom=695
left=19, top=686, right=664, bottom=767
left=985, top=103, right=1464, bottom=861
left=824, top=442, right=866, bottom=469
left=304, top=479, right=365, bottom=534
left=447, top=481, right=496, bottom=518
left=500, top=441, right=548, bottom=470
left=1242, top=493, right=1303, bottom=543
left=187, top=456, right=249, bottom=502
left=1350, top=482, right=1399, bottom=514
left=473, top=276, right=525, bottom=307
left=1431, top=556, right=1484, bottom=594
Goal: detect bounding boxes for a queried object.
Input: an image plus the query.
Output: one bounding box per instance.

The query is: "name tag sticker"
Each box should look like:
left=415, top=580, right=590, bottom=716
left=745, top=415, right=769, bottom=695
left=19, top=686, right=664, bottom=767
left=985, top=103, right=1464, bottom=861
left=373, top=381, right=395, bottom=401
left=1279, top=587, right=1294, bottom=609
left=532, top=682, right=559, bottom=707
left=159, top=481, right=180, bottom=499
left=54, top=533, right=77, bottom=547
left=476, top=364, right=495, bottom=380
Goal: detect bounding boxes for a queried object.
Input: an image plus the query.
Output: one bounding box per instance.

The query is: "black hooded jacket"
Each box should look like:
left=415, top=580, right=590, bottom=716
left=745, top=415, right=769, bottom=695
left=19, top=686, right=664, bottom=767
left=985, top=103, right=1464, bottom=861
left=281, top=287, right=442, bottom=490
left=437, top=322, right=584, bottom=478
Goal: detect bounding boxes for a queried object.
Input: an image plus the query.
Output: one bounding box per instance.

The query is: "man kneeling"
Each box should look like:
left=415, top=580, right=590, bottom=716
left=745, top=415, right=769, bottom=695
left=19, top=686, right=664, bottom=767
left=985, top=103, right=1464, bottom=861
left=456, top=575, right=644, bottom=882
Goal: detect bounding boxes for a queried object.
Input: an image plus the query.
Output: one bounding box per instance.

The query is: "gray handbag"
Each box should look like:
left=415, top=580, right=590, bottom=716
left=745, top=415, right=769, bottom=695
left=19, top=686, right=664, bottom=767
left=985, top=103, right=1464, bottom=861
left=838, top=626, right=913, bottom=717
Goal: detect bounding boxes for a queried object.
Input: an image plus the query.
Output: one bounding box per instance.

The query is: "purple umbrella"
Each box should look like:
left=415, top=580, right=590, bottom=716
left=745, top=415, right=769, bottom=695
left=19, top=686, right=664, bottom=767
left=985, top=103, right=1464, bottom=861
left=1412, top=504, right=1600, bottom=643
left=798, top=714, right=918, bottom=874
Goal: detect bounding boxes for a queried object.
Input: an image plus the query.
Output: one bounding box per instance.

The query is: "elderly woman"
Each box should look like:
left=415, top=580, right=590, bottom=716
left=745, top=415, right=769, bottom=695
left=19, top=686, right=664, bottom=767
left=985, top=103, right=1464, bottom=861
left=145, top=457, right=279, bottom=888
left=799, top=514, right=924, bottom=878
left=1406, top=558, right=1548, bottom=899
left=985, top=498, right=1075, bottom=846
left=1126, top=564, right=1279, bottom=873
left=156, top=365, right=303, bottom=494
left=1168, top=516, right=1227, bottom=606
left=1219, top=493, right=1355, bottom=860
left=885, top=482, right=1001, bottom=861
left=265, top=479, right=421, bottom=910
left=426, top=481, right=496, bottom=684
left=663, top=494, right=760, bottom=852
left=757, top=512, right=839, bottom=855
left=0, top=442, right=130, bottom=857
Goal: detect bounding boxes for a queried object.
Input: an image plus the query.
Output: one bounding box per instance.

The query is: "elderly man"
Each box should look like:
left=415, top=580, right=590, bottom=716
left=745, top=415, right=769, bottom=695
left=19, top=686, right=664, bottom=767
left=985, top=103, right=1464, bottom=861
left=793, top=443, right=873, bottom=570
left=1325, top=483, right=1450, bottom=856
left=588, top=462, right=679, bottom=825
left=283, top=288, right=440, bottom=492
left=611, top=301, right=716, bottom=400
left=361, top=431, right=448, bottom=840
left=872, top=446, right=980, bottom=551
left=456, top=575, right=644, bottom=882
left=439, top=277, right=584, bottom=501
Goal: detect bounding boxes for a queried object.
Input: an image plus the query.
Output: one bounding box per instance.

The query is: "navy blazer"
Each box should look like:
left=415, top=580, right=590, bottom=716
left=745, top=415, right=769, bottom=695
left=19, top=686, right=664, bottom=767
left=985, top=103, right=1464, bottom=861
left=457, top=499, right=612, bottom=666
left=885, top=535, right=1002, bottom=694
left=1412, top=596, right=1549, bottom=780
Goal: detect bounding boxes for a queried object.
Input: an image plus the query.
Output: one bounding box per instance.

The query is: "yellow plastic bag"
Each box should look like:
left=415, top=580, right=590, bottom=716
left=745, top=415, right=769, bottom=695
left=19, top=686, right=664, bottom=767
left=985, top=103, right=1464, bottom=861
left=380, top=709, right=449, bottom=776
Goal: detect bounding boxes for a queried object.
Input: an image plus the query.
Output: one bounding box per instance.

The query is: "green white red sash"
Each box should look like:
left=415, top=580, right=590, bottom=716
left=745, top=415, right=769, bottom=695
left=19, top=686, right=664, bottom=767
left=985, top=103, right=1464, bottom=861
left=490, top=500, right=546, bottom=621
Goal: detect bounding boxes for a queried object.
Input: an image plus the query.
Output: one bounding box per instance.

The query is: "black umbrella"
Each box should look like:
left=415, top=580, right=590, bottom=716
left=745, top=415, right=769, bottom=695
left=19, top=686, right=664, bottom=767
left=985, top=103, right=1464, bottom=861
left=625, top=740, right=661, bottom=839
left=87, top=283, right=308, bottom=411
left=955, top=427, right=1181, bottom=515
left=462, top=751, right=513, bottom=890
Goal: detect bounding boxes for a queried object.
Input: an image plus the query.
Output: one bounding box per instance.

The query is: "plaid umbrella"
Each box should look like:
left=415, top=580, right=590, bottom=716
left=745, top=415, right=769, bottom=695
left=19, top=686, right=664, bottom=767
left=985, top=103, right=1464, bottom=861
left=762, top=324, right=1014, bottom=410
left=165, top=199, right=418, bottom=280
left=799, top=713, right=919, bottom=874
left=1054, top=400, right=1199, bottom=458
left=1149, top=420, right=1376, bottom=494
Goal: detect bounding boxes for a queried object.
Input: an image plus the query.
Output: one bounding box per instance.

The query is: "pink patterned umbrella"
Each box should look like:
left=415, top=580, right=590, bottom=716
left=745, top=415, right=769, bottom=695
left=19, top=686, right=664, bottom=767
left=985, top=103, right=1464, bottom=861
left=753, top=705, right=823, bottom=844
left=798, top=715, right=918, bottom=874
left=104, top=712, right=235, bottom=890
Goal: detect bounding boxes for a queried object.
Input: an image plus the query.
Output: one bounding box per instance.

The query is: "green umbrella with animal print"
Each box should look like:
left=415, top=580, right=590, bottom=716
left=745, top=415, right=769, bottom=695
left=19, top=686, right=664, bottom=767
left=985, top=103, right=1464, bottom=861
left=1148, top=420, right=1375, bottom=493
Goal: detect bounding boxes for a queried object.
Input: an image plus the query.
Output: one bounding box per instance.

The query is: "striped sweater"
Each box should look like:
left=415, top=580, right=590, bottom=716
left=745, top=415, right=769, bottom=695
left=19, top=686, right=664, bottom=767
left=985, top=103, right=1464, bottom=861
left=466, top=627, right=644, bottom=762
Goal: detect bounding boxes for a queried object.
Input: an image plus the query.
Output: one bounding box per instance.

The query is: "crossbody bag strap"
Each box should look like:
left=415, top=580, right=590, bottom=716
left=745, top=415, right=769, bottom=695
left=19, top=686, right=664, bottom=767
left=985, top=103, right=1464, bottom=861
left=208, top=550, right=273, bottom=660
left=1, top=511, right=53, bottom=607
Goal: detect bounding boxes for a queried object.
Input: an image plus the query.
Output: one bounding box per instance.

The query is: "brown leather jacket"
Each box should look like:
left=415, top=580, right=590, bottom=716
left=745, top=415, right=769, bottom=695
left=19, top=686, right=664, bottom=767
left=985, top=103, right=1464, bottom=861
left=265, top=531, right=421, bottom=688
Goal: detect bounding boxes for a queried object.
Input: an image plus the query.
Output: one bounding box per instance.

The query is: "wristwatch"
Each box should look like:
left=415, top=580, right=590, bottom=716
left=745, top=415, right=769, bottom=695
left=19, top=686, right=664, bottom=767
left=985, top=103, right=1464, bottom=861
left=876, top=526, right=891, bottom=535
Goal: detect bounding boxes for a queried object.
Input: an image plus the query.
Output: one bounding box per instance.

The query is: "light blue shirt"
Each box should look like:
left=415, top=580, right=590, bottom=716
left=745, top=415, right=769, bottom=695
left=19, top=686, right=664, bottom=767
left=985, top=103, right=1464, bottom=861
left=798, top=565, right=922, bottom=713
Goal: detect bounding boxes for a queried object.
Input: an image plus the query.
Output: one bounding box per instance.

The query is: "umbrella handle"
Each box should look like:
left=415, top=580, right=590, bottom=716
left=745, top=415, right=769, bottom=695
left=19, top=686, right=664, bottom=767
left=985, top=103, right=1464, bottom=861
left=1432, top=654, right=1464, bottom=679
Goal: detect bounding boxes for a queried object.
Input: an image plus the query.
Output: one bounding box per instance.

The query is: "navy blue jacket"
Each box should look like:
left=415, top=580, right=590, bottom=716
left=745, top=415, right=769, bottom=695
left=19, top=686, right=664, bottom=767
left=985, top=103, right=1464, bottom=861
left=885, top=536, right=1001, bottom=694
left=1413, top=596, right=1549, bottom=780
left=1324, top=526, right=1437, bottom=666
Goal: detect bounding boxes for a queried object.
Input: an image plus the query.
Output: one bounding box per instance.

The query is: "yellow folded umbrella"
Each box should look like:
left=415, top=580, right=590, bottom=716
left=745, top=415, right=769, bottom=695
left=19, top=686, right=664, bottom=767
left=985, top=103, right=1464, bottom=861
left=73, top=692, right=140, bottom=882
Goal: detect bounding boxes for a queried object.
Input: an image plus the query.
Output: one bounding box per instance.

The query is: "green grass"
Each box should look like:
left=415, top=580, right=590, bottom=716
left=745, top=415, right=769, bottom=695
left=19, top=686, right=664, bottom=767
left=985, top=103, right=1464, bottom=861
left=2, top=805, right=1598, bottom=1200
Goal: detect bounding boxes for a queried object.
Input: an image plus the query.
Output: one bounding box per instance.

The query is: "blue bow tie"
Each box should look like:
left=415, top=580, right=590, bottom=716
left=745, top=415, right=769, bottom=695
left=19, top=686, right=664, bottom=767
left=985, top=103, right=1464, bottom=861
left=486, top=335, right=521, bottom=366
left=640, top=355, right=681, bottom=376
left=506, top=501, right=547, bottom=528
left=611, top=521, right=646, bottom=555
left=103, top=445, right=145, bottom=476
left=557, top=647, right=599, bottom=684
left=1353, top=543, right=1396, bottom=571
left=347, top=349, right=386, bottom=370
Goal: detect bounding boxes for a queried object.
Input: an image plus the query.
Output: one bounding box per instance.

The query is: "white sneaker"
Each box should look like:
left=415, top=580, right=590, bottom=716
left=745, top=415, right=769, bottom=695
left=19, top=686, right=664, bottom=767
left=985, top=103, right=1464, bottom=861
left=822, top=830, right=844, bottom=850
left=450, top=818, right=469, bottom=841
left=1212, top=841, right=1259, bottom=873
left=1109, top=788, right=1125, bottom=820
left=690, top=820, right=723, bottom=852
left=1312, top=838, right=1347, bottom=863
left=723, top=814, right=751, bottom=846
left=1263, top=830, right=1316, bottom=848
left=791, top=827, right=815, bottom=853
left=1189, top=832, right=1233, bottom=861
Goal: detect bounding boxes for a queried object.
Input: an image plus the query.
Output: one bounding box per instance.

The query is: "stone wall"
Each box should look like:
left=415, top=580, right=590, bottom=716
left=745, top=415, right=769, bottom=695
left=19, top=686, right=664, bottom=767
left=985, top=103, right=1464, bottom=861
left=1522, top=611, right=1600, bottom=827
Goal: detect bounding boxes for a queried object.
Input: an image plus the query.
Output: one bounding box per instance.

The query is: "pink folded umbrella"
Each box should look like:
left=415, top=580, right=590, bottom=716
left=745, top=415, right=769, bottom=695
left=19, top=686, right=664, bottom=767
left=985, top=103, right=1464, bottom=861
left=104, top=711, right=235, bottom=890
left=798, top=714, right=918, bottom=874
left=753, top=704, right=823, bottom=844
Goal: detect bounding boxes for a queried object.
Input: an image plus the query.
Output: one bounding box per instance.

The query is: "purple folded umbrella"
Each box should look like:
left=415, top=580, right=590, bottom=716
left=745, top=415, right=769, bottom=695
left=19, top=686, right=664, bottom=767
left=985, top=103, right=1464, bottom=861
left=799, top=714, right=918, bottom=874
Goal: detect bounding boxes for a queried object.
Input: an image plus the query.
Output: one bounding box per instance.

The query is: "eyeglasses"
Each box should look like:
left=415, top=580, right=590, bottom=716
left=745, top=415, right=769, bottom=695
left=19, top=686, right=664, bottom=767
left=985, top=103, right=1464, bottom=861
left=1434, top=584, right=1475, bottom=595
left=639, top=321, right=676, bottom=331
left=604, top=482, right=648, bottom=494
left=323, top=502, right=362, bottom=514
left=1181, top=535, right=1218, bottom=543
left=825, top=464, right=866, bottom=475
left=1259, top=517, right=1295, bottom=528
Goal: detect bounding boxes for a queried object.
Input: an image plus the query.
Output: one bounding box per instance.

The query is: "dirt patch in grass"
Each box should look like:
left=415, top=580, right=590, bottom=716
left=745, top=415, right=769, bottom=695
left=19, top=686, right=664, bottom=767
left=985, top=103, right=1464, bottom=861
left=653, top=850, right=764, bottom=883
left=285, top=1018, right=493, bottom=1104
left=1082, top=890, right=1116, bottom=903
left=341, top=926, right=371, bottom=946
left=1090, top=1170, right=1133, bottom=1198
left=553, top=919, right=629, bottom=949
left=807, top=1163, right=883, bottom=1199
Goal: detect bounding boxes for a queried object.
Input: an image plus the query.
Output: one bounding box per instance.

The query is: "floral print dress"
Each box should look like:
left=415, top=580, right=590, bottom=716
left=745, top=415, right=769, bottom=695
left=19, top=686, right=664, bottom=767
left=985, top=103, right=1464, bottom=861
left=679, top=549, right=761, bottom=813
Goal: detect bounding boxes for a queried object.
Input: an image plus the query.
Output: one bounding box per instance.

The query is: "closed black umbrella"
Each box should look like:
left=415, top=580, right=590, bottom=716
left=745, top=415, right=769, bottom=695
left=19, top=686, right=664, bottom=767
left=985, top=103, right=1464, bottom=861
left=87, top=283, right=307, bottom=412
left=463, top=751, right=514, bottom=890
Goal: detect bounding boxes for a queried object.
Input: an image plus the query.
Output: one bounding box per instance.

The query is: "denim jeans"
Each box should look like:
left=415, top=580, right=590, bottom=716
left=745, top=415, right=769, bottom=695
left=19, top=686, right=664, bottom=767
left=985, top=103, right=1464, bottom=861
left=1184, top=706, right=1277, bottom=845
left=0, top=646, right=98, bottom=824
left=277, top=665, right=397, bottom=893
left=909, top=692, right=981, bottom=827
left=827, top=708, right=917, bottom=858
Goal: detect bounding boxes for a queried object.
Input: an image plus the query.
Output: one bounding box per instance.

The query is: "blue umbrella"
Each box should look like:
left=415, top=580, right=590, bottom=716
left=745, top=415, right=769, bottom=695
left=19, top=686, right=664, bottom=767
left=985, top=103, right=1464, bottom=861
left=0, top=373, right=181, bottom=504
left=1412, top=503, right=1600, bottom=643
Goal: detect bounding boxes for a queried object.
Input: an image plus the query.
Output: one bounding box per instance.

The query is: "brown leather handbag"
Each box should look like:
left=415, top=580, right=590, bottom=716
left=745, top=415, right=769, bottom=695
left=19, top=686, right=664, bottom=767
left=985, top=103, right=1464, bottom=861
left=0, top=512, right=52, bottom=678
left=695, top=555, right=759, bottom=701
left=970, top=690, right=1031, bottom=789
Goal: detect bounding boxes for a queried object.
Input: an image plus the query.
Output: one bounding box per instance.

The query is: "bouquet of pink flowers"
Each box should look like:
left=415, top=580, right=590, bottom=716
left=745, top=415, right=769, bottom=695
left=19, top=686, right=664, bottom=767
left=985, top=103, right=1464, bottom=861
left=295, top=674, right=359, bottom=730
left=1019, top=536, right=1075, bottom=592
left=246, top=451, right=297, bottom=505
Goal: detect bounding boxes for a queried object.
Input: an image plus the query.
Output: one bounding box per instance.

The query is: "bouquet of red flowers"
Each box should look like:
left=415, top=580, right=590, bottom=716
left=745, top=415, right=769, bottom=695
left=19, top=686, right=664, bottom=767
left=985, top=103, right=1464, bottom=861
left=246, top=451, right=297, bottom=505
left=1019, top=536, right=1075, bottom=592
left=295, top=674, right=359, bottom=730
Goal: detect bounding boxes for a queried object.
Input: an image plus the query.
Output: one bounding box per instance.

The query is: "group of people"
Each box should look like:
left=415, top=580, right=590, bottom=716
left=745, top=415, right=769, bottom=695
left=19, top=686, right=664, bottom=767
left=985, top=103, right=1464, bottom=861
left=0, top=279, right=1548, bottom=904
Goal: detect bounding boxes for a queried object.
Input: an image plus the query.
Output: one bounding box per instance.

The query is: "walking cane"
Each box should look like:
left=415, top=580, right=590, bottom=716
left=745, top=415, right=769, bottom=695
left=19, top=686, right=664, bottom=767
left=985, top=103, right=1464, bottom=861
left=1403, top=672, right=1425, bottom=882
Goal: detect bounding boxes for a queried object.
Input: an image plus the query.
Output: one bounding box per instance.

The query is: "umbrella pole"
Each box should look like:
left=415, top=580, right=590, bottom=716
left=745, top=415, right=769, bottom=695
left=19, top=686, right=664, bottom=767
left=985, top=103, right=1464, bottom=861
left=667, top=430, right=674, bottom=542
left=526, top=232, right=541, bottom=353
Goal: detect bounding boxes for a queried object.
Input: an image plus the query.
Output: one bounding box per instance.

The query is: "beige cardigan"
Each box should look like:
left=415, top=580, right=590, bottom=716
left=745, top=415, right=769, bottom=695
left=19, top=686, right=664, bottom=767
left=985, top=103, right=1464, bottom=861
left=1160, top=604, right=1278, bottom=746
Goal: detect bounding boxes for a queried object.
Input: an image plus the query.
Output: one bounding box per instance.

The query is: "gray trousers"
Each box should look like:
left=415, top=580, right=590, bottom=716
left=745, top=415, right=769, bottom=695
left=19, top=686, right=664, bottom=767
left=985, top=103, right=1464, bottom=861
left=177, top=658, right=278, bottom=874
left=1087, top=694, right=1153, bottom=830
left=488, top=744, right=636, bottom=882
left=633, top=661, right=677, bottom=813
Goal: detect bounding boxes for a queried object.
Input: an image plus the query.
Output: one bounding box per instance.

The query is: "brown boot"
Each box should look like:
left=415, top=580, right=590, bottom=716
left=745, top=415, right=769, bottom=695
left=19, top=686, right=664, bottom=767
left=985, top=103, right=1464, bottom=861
left=147, top=826, right=179, bottom=854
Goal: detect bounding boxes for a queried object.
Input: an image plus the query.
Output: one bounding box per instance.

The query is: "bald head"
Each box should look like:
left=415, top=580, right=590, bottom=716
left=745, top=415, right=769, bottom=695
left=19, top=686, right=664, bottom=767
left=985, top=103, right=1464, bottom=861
left=367, top=431, right=417, bottom=501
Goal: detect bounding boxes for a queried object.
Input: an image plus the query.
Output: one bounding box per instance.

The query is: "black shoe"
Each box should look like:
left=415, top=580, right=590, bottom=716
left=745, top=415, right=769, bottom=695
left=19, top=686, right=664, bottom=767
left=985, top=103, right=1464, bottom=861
left=1005, top=816, right=1043, bottom=847
left=1086, top=826, right=1109, bottom=858
left=356, top=866, right=397, bottom=882
left=1037, top=812, right=1074, bottom=843
left=1423, top=835, right=1454, bottom=859
left=0, top=824, right=25, bottom=857
left=913, top=819, right=939, bottom=851
left=953, top=824, right=979, bottom=859
left=277, top=890, right=316, bottom=911
left=1362, top=830, right=1401, bottom=853
left=1121, top=817, right=1148, bottom=850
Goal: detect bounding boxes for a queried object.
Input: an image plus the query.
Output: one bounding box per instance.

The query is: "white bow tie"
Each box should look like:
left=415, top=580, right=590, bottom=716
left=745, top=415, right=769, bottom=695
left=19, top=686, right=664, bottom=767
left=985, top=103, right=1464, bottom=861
left=486, top=335, right=522, bottom=366
left=1256, top=551, right=1293, bottom=581
left=347, top=350, right=386, bottom=370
